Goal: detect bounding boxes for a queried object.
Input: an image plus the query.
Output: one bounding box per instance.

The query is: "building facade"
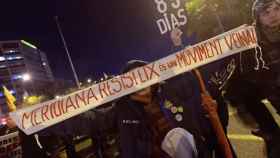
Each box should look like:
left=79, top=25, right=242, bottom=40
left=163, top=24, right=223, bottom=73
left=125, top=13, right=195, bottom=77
left=0, top=40, right=54, bottom=113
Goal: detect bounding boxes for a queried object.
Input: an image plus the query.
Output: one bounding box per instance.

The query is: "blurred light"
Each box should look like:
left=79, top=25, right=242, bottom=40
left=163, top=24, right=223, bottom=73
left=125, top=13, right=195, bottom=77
left=26, top=96, right=40, bottom=105
left=0, top=56, right=5, bottom=61
left=12, top=75, right=23, bottom=80
left=55, top=96, right=61, bottom=99
left=42, top=62, right=46, bottom=66
left=10, top=90, right=16, bottom=94
left=7, top=56, right=23, bottom=60
left=3, top=50, right=16, bottom=54
left=20, top=40, right=37, bottom=49
left=0, top=56, right=23, bottom=61
left=23, top=91, right=29, bottom=100
left=8, top=50, right=15, bottom=53
left=22, top=73, right=31, bottom=81
left=1, top=118, right=7, bottom=125
left=0, top=65, right=6, bottom=68
left=15, top=56, right=23, bottom=59
left=87, top=78, right=92, bottom=83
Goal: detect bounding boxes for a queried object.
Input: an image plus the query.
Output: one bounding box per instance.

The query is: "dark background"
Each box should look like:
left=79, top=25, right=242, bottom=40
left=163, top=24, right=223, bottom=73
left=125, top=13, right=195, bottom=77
left=0, top=0, right=190, bottom=82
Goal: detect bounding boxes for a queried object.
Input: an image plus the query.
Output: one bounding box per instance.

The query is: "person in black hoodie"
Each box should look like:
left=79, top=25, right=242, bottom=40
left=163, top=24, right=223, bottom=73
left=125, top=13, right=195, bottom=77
left=252, top=0, right=280, bottom=114
left=224, top=0, right=280, bottom=156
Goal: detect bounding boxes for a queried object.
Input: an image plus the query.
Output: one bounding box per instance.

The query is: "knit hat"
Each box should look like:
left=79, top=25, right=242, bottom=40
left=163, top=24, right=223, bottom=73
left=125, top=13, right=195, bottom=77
left=252, top=0, right=280, bottom=19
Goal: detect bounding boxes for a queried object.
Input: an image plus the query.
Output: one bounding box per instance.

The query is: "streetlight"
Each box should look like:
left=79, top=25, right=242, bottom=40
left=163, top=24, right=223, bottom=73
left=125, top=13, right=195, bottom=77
left=22, top=73, right=31, bottom=81
left=55, top=16, right=81, bottom=89
left=87, top=78, right=92, bottom=83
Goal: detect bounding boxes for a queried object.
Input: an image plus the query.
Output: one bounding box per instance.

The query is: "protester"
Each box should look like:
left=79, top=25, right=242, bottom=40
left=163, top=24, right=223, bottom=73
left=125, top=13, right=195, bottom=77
left=223, top=0, right=280, bottom=156
left=6, top=116, right=48, bottom=158
left=170, top=28, right=236, bottom=158
left=94, top=60, right=201, bottom=158
left=252, top=0, right=280, bottom=114
left=116, top=60, right=191, bottom=158
left=107, top=59, right=240, bottom=158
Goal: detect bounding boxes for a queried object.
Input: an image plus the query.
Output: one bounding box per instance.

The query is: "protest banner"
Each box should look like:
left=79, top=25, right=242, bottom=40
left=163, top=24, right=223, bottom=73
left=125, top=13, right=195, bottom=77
left=0, top=131, right=22, bottom=158
left=10, top=25, right=258, bottom=135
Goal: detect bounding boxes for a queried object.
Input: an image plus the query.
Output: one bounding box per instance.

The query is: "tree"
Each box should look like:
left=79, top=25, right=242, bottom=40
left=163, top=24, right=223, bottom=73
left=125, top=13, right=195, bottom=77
left=185, top=0, right=255, bottom=41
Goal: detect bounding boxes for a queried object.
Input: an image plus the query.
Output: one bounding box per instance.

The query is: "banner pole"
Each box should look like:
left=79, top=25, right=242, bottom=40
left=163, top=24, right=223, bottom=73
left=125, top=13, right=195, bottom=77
left=193, top=69, right=233, bottom=158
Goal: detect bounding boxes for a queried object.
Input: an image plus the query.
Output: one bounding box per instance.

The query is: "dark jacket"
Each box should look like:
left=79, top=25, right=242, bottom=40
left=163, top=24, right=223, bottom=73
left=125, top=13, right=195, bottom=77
left=20, top=131, right=48, bottom=158
left=224, top=24, right=280, bottom=103
left=114, top=72, right=213, bottom=158
left=115, top=99, right=153, bottom=158
left=160, top=72, right=214, bottom=158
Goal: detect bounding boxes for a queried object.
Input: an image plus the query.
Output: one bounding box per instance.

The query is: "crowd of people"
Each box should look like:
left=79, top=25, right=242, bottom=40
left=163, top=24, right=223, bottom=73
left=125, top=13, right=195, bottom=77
left=1, top=0, right=280, bottom=158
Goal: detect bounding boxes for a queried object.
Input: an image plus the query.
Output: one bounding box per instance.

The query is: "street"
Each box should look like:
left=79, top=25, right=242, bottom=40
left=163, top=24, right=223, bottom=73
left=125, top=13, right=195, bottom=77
left=227, top=100, right=280, bottom=158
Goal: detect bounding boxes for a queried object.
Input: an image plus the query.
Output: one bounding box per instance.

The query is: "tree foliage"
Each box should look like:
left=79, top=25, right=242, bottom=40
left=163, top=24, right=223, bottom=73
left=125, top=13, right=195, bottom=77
left=184, top=0, right=255, bottom=41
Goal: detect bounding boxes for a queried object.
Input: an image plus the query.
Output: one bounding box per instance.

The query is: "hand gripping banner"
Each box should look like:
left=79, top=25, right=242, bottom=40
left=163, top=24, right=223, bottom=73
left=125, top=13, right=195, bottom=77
left=10, top=25, right=258, bottom=135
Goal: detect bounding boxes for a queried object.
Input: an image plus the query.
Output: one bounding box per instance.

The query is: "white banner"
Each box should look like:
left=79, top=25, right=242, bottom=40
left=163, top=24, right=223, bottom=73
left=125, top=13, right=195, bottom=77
left=10, top=25, right=257, bottom=135
left=0, top=132, right=22, bottom=158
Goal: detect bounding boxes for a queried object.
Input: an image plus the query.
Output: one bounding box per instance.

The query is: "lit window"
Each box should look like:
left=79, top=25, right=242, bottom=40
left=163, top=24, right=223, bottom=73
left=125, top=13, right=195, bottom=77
left=12, top=75, right=22, bottom=80
left=3, top=50, right=16, bottom=54
left=15, top=56, right=23, bottom=59
left=0, top=56, right=23, bottom=61
left=6, top=56, right=23, bottom=61
left=6, top=50, right=16, bottom=53
left=0, top=57, right=5, bottom=61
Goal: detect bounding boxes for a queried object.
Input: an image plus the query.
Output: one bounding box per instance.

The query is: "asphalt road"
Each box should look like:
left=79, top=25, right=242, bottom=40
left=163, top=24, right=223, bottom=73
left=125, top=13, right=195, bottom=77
left=227, top=100, right=280, bottom=158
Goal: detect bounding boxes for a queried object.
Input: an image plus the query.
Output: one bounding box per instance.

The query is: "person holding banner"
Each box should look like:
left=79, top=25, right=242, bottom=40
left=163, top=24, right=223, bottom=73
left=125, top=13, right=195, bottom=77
left=170, top=28, right=236, bottom=158
left=114, top=59, right=237, bottom=158
left=5, top=116, right=48, bottom=158
left=114, top=60, right=199, bottom=158
left=224, top=0, right=280, bottom=156
left=252, top=0, right=280, bottom=115
left=7, top=24, right=260, bottom=157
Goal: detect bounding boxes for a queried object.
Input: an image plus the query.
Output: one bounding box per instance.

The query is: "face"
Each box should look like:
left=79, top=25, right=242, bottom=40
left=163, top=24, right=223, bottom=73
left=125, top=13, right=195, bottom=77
left=259, top=2, right=280, bottom=28
left=130, top=87, right=152, bottom=104
left=6, top=116, right=16, bottom=129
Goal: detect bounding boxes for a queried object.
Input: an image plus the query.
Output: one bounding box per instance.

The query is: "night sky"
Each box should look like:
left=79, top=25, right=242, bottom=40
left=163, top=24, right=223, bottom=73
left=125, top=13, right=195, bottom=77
left=0, top=0, right=185, bottom=82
